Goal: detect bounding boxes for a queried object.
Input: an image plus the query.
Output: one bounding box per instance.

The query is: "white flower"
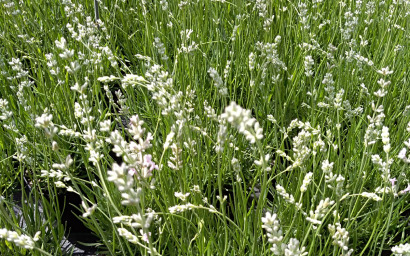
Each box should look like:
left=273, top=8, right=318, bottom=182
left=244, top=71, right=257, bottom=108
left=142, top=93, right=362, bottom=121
left=108, top=163, right=131, bottom=191
left=208, top=67, right=226, bottom=95
left=249, top=52, right=256, bottom=70
left=328, top=223, right=353, bottom=255
left=377, top=67, right=393, bottom=76
left=128, top=115, right=146, bottom=140
left=0, top=229, right=35, bottom=250
left=191, top=185, right=201, bottom=193
left=98, top=75, right=118, bottom=83
left=321, top=160, right=334, bottom=173
left=276, top=184, right=295, bottom=205
left=54, top=181, right=67, bottom=188
left=164, top=131, right=175, bottom=149
left=174, top=192, right=190, bottom=201
left=169, top=203, right=194, bottom=213
left=52, top=141, right=59, bottom=151
left=381, top=126, right=390, bottom=153
left=300, top=172, right=313, bottom=192
left=35, top=113, right=53, bottom=129
left=374, top=89, right=387, bottom=98
left=139, top=229, right=151, bottom=243
left=392, top=243, right=410, bottom=256
left=113, top=214, right=146, bottom=228
left=59, top=49, right=74, bottom=59
left=117, top=228, right=139, bottom=244
left=82, top=201, right=97, bottom=218
left=360, top=192, right=382, bottom=201
left=262, top=212, right=283, bottom=243
left=306, top=198, right=335, bottom=227
left=70, top=82, right=87, bottom=94
left=284, top=238, right=307, bottom=256
left=0, top=98, right=12, bottom=120
left=55, top=37, right=67, bottom=50
left=33, top=231, right=41, bottom=242
left=160, top=0, right=168, bottom=10
left=121, top=74, right=145, bottom=88
left=398, top=148, right=410, bottom=163
left=89, top=149, right=103, bottom=165
left=221, top=101, right=263, bottom=144
left=100, top=119, right=111, bottom=132
left=377, top=78, right=391, bottom=88
left=304, top=55, right=314, bottom=77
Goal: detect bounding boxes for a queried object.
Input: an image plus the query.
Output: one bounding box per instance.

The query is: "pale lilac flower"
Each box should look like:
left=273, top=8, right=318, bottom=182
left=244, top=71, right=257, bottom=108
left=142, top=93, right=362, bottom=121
left=399, top=185, right=410, bottom=195
left=128, top=168, right=137, bottom=176
left=140, top=229, right=151, bottom=243
left=130, top=154, right=159, bottom=179
left=390, top=178, right=397, bottom=187
left=143, top=154, right=159, bottom=172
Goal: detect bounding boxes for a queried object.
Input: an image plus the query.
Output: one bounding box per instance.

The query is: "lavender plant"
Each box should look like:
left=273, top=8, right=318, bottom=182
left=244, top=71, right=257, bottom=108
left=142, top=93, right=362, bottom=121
left=0, top=0, right=409, bottom=255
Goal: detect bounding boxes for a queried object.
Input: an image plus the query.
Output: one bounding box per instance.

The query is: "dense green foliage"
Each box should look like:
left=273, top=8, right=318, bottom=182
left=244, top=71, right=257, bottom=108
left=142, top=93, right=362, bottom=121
left=0, top=0, right=409, bottom=255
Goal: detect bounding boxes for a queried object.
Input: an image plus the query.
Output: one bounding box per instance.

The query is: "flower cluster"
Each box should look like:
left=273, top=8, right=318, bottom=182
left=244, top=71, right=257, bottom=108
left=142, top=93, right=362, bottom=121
left=108, top=162, right=143, bottom=206
left=13, top=135, right=32, bottom=164
left=322, top=160, right=345, bottom=197
left=107, top=115, right=157, bottom=180
left=300, top=172, right=313, bottom=193
left=304, top=55, right=314, bottom=77
left=0, top=228, right=35, bottom=250
left=328, top=223, right=353, bottom=256
left=276, top=185, right=302, bottom=210
left=398, top=138, right=410, bottom=164
left=306, top=198, right=335, bottom=228
left=359, top=192, right=382, bottom=201
left=220, top=101, right=263, bottom=144
left=118, top=228, right=139, bottom=244
left=107, top=114, right=158, bottom=252
left=41, top=155, right=73, bottom=189
left=174, top=192, right=190, bottom=201
left=208, top=67, right=227, bottom=96
left=262, top=212, right=307, bottom=256
left=153, top=37, right=168, bottom=61
left=113, top=213, right=154, bottom=229
left=7, top=57, right=32, bottom=111
left=255, top=36, right=287, bottom=85
left=35, top=109, right=58, bottom=138
left=278, top=120, right=323, bottom=172
left=392, top=243, right=410, bottom=256
left=262, top=212, right=283, bottom=255
left=0, top=98, right=12, bottom=121
left=179, top=29, right=198, bottom=53
left=168, top=203, right=195, bottom=214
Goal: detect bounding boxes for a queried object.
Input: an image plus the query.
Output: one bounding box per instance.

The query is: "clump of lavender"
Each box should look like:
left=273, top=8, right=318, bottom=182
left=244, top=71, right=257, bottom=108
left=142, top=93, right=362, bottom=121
left=106, top=114, right=158, bottom=253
